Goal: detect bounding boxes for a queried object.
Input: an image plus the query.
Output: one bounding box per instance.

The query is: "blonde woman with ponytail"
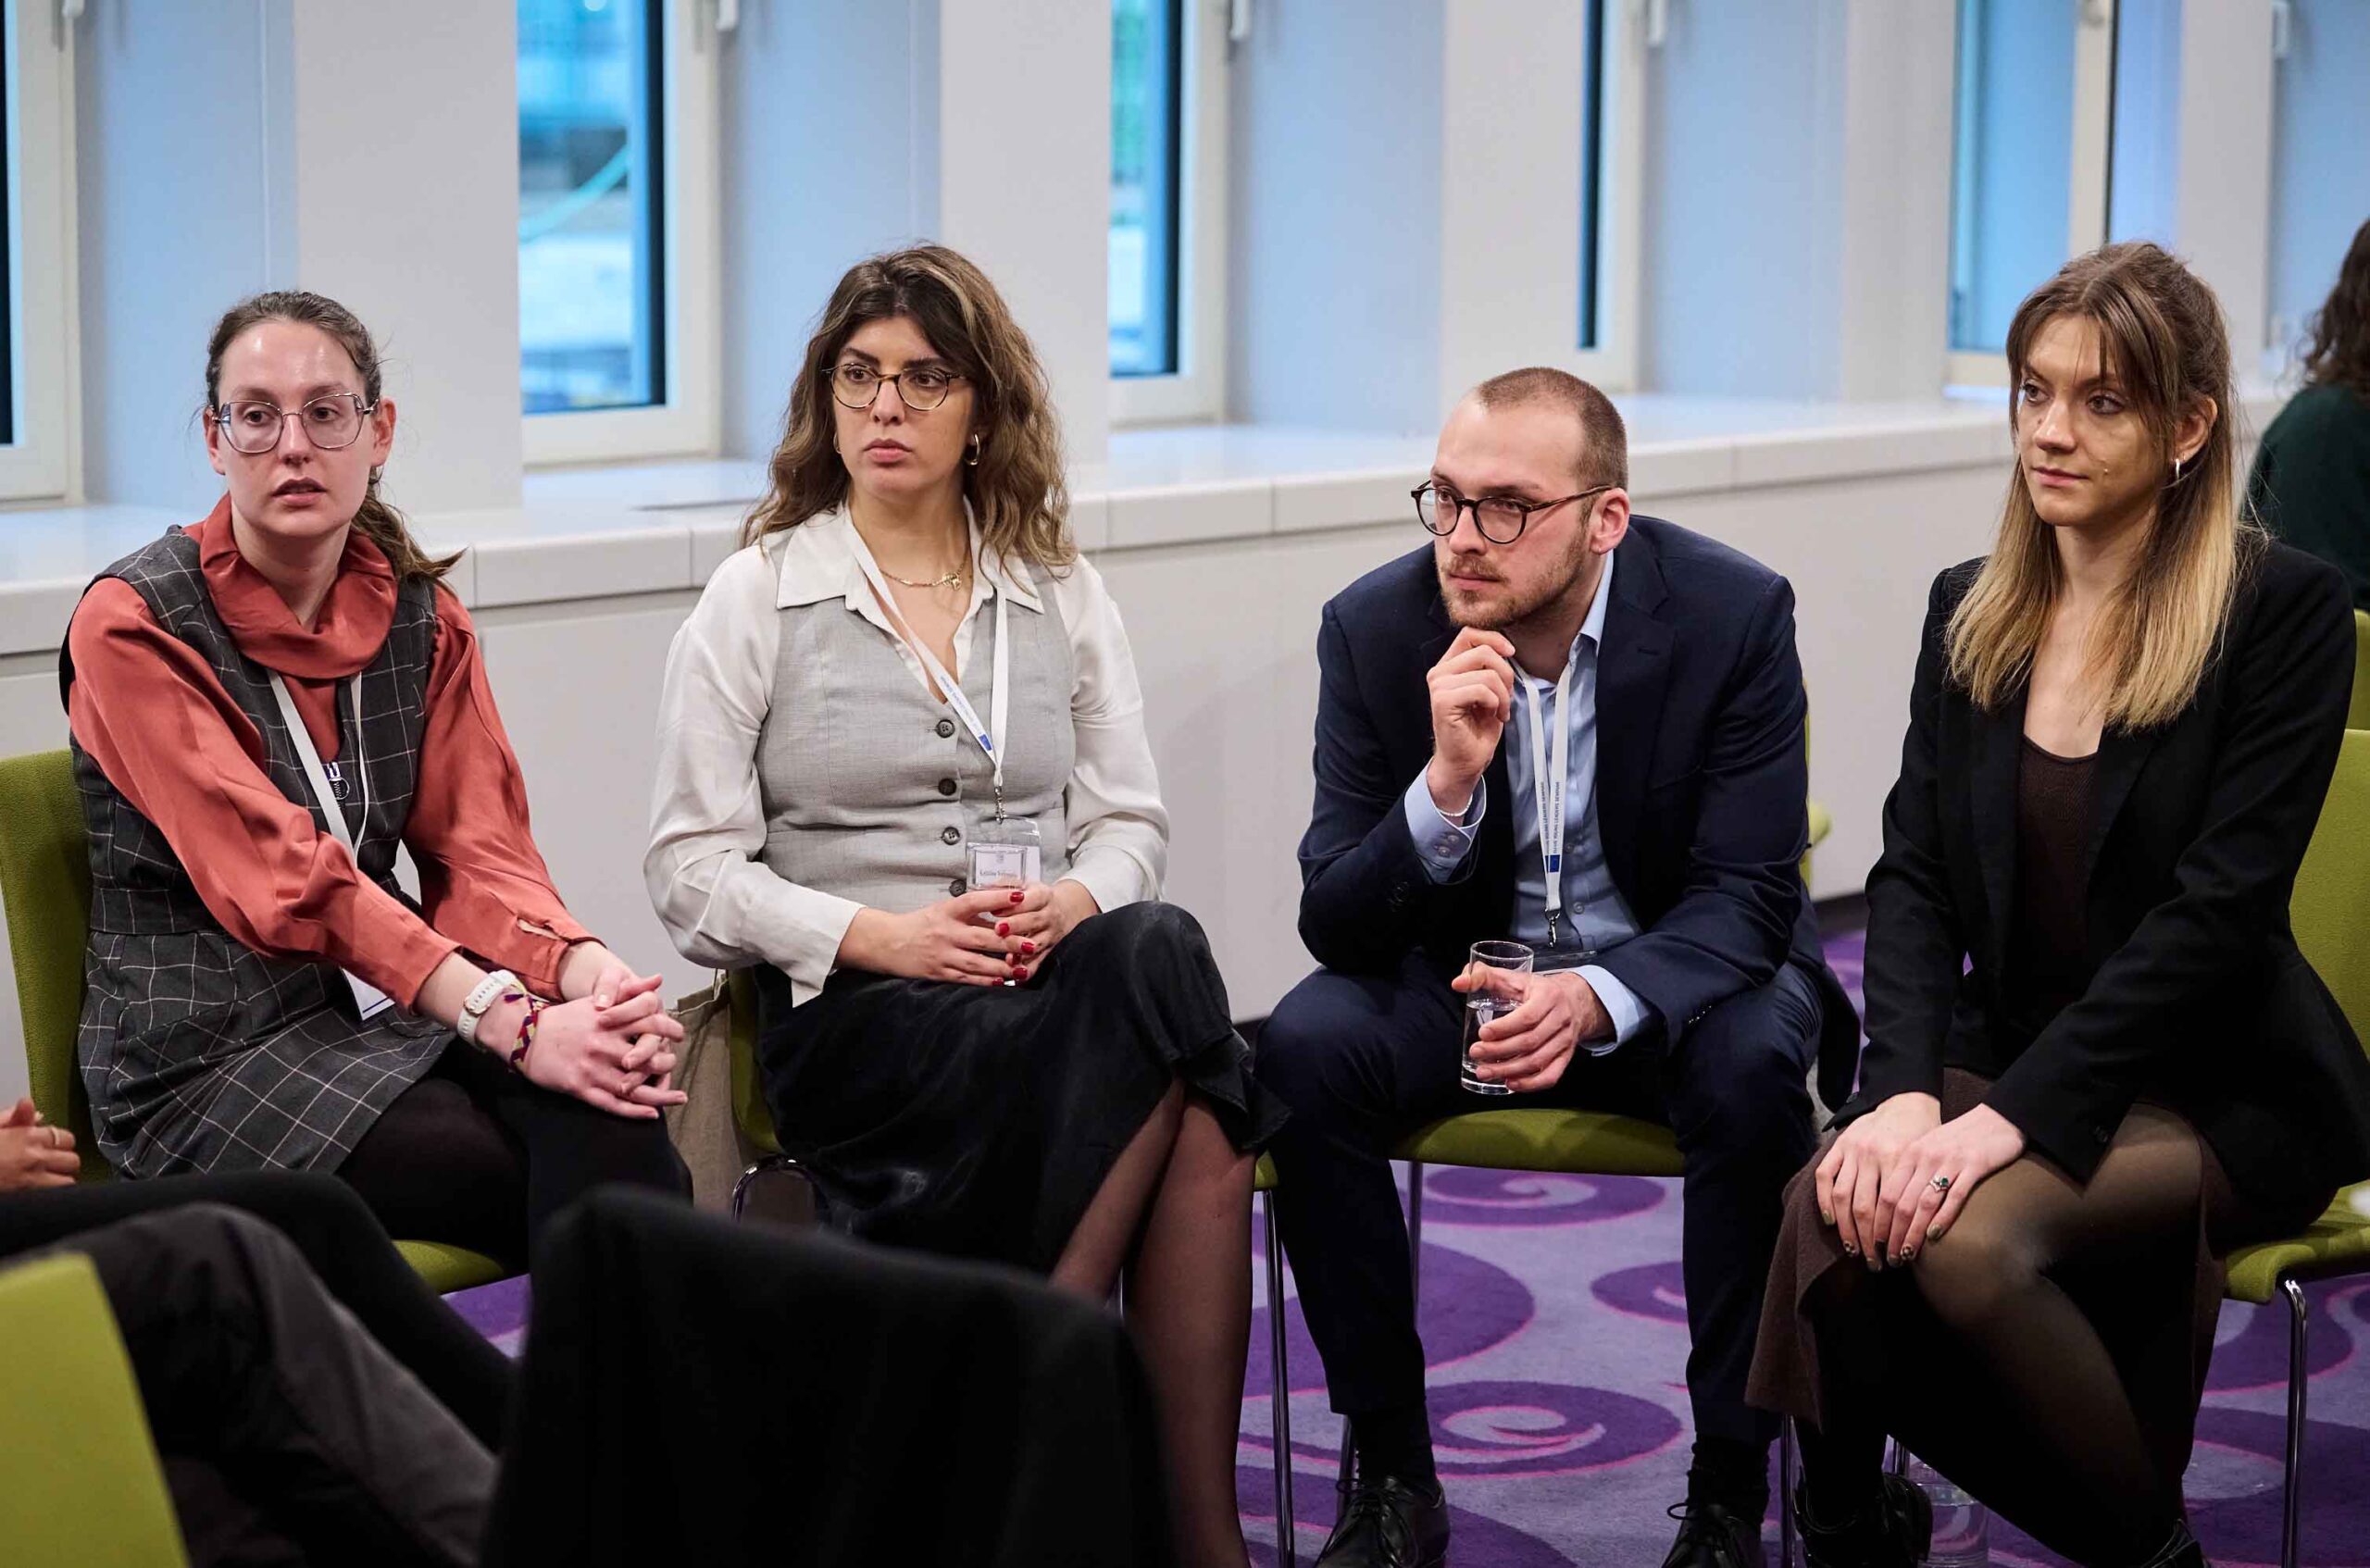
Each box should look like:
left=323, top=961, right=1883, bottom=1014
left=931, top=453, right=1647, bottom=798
left=61, top=291, right=689, bottom=1267
left=1750, top=243, right=2370, bottom=1568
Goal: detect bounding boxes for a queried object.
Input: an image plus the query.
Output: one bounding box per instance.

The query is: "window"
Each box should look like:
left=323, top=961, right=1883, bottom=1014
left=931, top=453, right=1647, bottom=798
left=519, top=0, right=717, bottom=465
left=1946, top=0, right=2117, bottom=379
left=1, top=0, right=75, bottom=502
left=2266, top=1, right=2370, bottom=374
left=1110, top=0, right=1227, bottom=424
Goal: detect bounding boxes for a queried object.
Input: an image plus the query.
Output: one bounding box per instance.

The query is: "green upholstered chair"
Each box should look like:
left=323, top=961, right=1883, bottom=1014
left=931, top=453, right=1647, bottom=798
left=2220, top=728, right=2370, bottom=1568
left=0, top=1251, right=190, bottom=1566
left=720, top=968, right=1305, bottom=1562
left=0, top=751, right=506, bottom=1295
left=2350, top=610, right=2370, bottom=730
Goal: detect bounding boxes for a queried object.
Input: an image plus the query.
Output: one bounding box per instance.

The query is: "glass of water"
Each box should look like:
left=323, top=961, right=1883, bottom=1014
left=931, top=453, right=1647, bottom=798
left=1459, top=940, right=1534, bottom=1096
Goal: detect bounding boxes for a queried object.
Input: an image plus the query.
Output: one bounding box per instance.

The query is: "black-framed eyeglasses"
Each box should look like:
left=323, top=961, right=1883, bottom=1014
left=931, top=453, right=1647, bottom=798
left=212, top=393, right=378, bottom=455
left=1414, top=481, right=1614, bottom=546
left=830, top=361, right=967, bottom=412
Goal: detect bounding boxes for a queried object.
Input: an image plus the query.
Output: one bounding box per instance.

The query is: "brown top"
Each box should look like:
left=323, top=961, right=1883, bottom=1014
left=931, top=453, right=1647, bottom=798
left=65, top=499, right=591, bottom=1007
left=2003, top=735, right=2100, bottom=1033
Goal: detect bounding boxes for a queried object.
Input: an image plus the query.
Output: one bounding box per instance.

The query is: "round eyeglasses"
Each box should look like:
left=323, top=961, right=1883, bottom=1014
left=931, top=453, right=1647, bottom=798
left=1414, top=481, right=1614, bottom=546
left=213, top=394, right=376, bottom=455
left=831, top=362, right=966, bottom=412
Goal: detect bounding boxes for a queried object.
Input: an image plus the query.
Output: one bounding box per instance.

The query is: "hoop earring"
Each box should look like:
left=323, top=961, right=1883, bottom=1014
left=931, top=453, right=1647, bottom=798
left=2170, top=455, right=2186, bottom=485
left=966, top=434, right=983, bottom=467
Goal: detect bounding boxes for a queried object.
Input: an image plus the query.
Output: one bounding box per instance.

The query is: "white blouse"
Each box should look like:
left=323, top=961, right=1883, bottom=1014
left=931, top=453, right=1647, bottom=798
left=644, top=509, right=1169, bottom=1002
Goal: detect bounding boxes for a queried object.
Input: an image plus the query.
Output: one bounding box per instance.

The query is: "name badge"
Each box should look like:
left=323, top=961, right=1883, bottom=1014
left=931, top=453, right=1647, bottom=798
left=968, top=815, right=1042, bottom=892
left=343, top=971, right=394, bottom=1020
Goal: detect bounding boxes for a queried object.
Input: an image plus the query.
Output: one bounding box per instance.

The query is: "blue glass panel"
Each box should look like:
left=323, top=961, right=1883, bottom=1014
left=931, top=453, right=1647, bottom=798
left=1111, top=0, right=1181, bottom=379
left=1950, top=0, right=2077, bottom=354
left=2268, top=0, right=2370, bottom=363
left=519, top=0, right=665, bottom=415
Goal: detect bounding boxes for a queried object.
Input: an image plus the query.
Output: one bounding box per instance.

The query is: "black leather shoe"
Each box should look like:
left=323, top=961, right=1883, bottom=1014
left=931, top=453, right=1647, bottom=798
left=1661, top=1499, right=1765, bottom=1567
left=1313, top=1475, right=1448, bottom=1568
left=1795, top=1474, right=1933, bottom=1568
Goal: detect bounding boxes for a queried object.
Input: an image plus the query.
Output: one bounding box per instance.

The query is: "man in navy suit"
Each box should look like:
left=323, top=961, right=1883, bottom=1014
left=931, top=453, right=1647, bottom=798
left=1263, top=367, right=1859, bottom=1568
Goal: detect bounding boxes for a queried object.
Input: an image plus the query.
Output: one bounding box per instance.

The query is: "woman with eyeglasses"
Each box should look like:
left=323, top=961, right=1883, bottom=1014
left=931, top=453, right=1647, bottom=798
left=647, top=244, right=1285, bottom=1567
left=60, top=290, right=690, bottom=1270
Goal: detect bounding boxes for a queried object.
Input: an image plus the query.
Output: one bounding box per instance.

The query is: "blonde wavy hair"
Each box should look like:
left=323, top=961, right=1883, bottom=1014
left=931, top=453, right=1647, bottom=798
left=1948, top=242, right=2258, bottom=731
left=742, top=245, right=1073, bottom=570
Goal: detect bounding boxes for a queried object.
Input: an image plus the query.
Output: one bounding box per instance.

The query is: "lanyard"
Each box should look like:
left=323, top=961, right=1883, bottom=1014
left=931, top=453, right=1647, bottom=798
left=851, top=541, right=1015, bottom=819
left=266, top=672, right=393, bottom=1019
left=1520, top=658, right=1578, bottom=949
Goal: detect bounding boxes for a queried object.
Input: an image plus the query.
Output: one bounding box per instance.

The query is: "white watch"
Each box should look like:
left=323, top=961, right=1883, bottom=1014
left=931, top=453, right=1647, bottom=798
left=456, top=969, right=520, bottom=1046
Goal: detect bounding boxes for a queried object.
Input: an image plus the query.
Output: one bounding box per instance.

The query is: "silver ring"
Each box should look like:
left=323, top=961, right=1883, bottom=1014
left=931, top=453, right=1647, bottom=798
left=1929, top=1174, right=1952, bottom=1193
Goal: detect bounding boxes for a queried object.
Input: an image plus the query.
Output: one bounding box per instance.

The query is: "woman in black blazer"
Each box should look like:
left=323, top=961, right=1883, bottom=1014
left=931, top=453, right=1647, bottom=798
left=1750, top=242, right=2370, bottom=1568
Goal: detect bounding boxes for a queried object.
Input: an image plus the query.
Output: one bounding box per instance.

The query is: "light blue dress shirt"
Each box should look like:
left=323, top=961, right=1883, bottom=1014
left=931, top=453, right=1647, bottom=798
left=1400, top=555, right=1649, bottom=1052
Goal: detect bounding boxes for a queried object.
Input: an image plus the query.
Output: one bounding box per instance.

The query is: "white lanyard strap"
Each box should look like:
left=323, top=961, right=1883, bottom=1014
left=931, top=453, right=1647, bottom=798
left=266, top=673, right=392, bottom=1019
left=851, top=546, right=1013, bottom=809
left=267, top=673, right=368, bottom=852
left=1521, top=658, right=1577, bottom=947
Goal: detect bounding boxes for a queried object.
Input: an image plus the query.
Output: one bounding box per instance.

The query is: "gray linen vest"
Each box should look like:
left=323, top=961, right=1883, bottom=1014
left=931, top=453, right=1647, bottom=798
left=61, top=529, right=452, bottom=1177
left=755, top=543, right=1076, bottom=917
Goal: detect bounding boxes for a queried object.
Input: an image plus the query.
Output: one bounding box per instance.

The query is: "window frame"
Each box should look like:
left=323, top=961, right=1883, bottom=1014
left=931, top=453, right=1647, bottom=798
left=1110, top=0, right=1229, bottom=428
left=1944, top=0, right=2117, bottom=389
left=521, top=0, right=720, bottom=468
left=1569, top=0, right=1643, bottom=392
left=0, top=0, right=77, bottom=504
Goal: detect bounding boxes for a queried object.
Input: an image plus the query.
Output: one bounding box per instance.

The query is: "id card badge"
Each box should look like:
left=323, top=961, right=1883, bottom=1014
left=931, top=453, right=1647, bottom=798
left=967, top=815, right=1042, bottom=894
left=343, top=972, right=395, bottom=1021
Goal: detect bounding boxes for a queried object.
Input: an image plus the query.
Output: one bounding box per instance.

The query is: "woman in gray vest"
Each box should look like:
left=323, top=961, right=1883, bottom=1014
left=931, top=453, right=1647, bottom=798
left=61, top=291, right=690, bottom=1270
left=647, top=245, right=1285, bottom=1567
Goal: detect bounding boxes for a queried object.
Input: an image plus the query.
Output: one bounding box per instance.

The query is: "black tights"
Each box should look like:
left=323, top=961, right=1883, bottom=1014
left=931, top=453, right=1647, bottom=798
left=1796, top=1101, right=2211, bottom=1566
left=338, top=1041, right=689, bottom=1272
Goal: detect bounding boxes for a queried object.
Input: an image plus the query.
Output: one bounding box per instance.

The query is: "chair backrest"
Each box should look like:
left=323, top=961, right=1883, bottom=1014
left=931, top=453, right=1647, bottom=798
left=726, top=968, right=783, bottom=1158
left=2294, top=728, right=2370, bottom=1049
left=0, top=750, right=100, bottom=1163
left=0, top=1252, right=190, bottom=1566
left=2351, top=610, right=2370, bottom=731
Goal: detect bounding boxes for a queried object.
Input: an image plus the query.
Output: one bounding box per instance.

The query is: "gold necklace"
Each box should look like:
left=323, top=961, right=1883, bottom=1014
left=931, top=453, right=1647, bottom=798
left=879, top=561, right=969, bottom=591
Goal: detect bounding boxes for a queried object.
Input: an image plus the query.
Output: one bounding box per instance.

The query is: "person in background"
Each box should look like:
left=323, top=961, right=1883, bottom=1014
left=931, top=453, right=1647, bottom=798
left=644, top=244, right=1285, bottom=1568
left=2250, top=216, right=2370, bottom=613
left=1258, top=365, right=1858, bottom=1568
left=1751, top=243, right=2370, bottom=1568
left=61, top=290, right=689, bottom=1270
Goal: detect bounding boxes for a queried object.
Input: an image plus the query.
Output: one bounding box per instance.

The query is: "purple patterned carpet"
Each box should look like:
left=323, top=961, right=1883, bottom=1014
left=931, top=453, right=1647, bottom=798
left=448, top=928, right=2370, bottom=1566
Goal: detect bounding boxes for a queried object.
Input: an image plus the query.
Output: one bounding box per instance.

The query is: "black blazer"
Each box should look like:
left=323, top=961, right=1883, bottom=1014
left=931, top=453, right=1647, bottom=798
left=1296, top=516, right=1861, bottom=1105
left=1844, top=542, right=2370, bottom=1208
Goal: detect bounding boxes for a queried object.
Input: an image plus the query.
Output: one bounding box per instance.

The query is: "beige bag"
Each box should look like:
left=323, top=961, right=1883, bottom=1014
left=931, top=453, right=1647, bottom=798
left=661, top=973, right=761, bottom=1212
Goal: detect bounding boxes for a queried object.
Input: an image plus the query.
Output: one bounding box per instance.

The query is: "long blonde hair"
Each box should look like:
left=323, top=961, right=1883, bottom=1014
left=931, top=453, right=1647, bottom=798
left=742, top=245, right=1073, bottom=570
left=203, top=291, right=459, bottom=582
left=1947, top=243, right=2257, bottom=731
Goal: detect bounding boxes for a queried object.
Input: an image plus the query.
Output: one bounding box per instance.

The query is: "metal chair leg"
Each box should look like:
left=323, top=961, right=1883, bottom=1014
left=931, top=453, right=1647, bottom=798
left=2282, top=1276, right=2309, bottom=1568
left=1265, top=1193, right=1298, bottom=1568
left=730, top=1153, right=805, bottom=1220
left=1778, top=1419, right=1799, bottom=1567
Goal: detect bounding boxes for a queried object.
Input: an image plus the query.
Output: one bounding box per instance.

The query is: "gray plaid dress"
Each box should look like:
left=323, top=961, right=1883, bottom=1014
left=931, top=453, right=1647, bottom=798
left=63, top=528, right=455, bottom=1177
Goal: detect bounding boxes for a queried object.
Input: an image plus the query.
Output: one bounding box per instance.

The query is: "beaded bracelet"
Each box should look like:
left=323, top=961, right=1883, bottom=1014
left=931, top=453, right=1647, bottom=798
left=505, top=992, right=545, bottom=1076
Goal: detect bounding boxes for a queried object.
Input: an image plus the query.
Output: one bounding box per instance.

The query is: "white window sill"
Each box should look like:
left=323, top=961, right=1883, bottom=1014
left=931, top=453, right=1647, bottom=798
left=0, top=389, right=2288, bottom=657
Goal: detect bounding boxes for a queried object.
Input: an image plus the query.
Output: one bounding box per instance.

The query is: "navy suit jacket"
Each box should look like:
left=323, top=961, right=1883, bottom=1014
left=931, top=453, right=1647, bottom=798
left=1296, top=516, right=1860, bottom=1106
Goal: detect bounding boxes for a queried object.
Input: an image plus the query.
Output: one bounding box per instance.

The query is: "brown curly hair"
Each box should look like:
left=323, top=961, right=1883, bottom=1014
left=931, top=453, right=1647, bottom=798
left=742, top=245, right=1073, bottom=569
left=2301, top=217, right=2370, bottom=400
left=203, top=291, right=459, bottom=582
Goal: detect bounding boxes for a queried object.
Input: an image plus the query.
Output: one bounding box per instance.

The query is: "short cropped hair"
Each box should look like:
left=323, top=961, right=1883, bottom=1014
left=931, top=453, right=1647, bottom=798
left=1471, top=367, right=1628, bottom=491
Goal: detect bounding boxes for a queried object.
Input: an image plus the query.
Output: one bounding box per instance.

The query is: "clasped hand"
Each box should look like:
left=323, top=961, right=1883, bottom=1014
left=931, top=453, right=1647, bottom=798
left=0, top=1096, right=79, bottom=1192
left=513, top=971, right=688, bottom=1121
left=1454, top=966, right=1610, bottom=1093
left=842, top=881, right=1099, bottom=987
left=1815, top=1092, right=2026, bottom=1265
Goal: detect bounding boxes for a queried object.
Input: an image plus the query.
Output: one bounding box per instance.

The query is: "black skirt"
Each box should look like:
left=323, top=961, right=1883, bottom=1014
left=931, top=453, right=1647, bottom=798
left=752, top=900, right=1288, bottom=1275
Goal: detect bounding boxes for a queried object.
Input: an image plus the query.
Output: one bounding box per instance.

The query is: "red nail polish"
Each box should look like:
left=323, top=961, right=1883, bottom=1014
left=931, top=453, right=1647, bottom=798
left=1021, top=941, right=1035, bottom=955
left=997, top=922, right=1010, bottom=937
left=1012, top=966, right=1029, bottom=980
left=1010, top=890, right=1024, bottom=903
